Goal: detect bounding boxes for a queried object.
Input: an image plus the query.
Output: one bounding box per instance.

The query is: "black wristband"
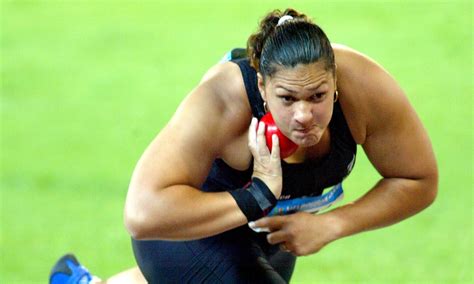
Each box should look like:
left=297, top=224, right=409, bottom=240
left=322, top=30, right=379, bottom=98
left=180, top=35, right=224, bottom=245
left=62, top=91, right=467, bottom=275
left=229, top=177, right=277, bottom=222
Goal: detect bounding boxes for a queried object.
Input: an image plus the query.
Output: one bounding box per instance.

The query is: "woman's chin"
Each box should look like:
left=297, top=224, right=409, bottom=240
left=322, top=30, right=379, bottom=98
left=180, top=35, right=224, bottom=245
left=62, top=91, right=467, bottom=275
left=292, top=135, right=319, bottom=148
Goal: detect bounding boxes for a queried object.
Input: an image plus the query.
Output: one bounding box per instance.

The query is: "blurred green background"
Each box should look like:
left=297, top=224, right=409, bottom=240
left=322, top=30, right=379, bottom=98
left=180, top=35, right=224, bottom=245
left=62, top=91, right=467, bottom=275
left=1, top=0, right=472, bottom=283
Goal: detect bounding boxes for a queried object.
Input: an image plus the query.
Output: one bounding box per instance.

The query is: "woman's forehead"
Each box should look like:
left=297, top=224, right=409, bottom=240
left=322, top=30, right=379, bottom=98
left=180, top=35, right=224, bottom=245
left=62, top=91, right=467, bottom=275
left=268, top=61, right=333, bottom=88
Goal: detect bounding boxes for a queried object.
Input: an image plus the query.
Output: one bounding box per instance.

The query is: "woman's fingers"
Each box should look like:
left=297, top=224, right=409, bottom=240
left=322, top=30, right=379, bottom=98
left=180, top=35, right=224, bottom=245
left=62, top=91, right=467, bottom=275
left=247, top=117, right=283, bottom=198
left=257, top=121, right=270, bottom=156
left=267, top=230, right=288, bottom=245
left=270, top=134, right=281, bottom=162
left=248, top=118, right=272, bottom=158
left=247, top=117, right=258, bottom=155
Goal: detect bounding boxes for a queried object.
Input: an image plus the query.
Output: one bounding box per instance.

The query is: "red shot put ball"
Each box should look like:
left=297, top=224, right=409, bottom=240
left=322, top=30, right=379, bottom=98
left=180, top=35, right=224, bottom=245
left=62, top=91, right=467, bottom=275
left=259, top=113, right=298, bottom=159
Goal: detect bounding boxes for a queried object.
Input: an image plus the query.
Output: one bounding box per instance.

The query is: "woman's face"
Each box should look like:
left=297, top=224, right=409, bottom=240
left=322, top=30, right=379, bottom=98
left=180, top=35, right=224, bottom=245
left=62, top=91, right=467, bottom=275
left=258, top=61, right=336, bottom=148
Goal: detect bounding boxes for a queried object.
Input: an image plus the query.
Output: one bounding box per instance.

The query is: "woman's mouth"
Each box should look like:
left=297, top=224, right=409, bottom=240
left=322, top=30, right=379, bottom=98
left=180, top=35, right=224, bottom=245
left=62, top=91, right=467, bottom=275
left=294, top=125, right=316, bottom=133
left=293, top=127, right=314, bottom=136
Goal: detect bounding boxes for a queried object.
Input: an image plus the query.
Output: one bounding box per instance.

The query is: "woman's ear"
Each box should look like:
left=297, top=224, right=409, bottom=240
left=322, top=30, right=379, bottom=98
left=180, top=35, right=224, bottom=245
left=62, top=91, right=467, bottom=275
left=257, top=73, right=267, bottom=101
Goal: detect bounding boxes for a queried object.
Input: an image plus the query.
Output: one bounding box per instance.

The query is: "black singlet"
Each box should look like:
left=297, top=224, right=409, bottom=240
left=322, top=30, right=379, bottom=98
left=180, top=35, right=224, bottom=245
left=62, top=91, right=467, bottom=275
left=131, top=57, right=357, bottom=284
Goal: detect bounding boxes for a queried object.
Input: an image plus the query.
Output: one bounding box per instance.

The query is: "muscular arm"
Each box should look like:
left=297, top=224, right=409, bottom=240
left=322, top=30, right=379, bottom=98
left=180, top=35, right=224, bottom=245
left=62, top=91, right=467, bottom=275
left=329, top=46, right=438, bottom=239
left=124, top=63, right=250, bottom=240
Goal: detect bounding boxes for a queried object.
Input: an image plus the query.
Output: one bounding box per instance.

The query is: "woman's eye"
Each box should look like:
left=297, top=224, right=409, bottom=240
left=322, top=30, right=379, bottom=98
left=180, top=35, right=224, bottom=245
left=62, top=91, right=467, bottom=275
left=281, top=96, right=294, bottom=102
left=311, top=93, right=326, bottom=101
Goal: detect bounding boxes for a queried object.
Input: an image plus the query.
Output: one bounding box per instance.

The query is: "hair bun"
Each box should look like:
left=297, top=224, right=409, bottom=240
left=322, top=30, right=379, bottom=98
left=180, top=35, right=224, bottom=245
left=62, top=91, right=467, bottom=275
left=246, top=9, right=311, bottom=71
left=277, top=15, right=293, bottom=26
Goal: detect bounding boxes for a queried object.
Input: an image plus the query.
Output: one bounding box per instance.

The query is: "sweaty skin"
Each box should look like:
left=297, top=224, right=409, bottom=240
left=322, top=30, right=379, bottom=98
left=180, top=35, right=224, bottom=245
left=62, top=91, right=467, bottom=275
left=124, top=44, right=438, bottom=257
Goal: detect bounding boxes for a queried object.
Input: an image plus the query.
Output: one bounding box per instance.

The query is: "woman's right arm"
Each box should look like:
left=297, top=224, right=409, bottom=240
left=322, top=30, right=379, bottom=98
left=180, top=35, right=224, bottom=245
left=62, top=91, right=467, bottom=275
left=124, top=63, right=280, bottom=241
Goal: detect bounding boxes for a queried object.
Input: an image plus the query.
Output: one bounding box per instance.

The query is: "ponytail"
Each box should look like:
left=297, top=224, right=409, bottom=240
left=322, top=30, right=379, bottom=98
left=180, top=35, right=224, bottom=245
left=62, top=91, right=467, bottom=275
left=246, top=8, right=335, bottom=79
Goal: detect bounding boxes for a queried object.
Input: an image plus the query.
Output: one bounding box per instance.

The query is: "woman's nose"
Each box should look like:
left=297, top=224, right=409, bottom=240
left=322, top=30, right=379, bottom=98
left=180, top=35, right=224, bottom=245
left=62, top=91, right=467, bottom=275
left=293, top=102, right=313, bottom=125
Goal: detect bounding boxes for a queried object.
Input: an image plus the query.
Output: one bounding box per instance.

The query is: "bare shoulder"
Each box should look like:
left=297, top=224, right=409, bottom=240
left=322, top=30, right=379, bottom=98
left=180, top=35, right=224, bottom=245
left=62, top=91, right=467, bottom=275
left=195, top=61, right=253, bottom=168
left=332, top=44, right=407, bottom=144
left=333, top=44, right=436, bottom=179
left=197, top=61, right=252, bottom=130
left=171, top=61, right=251, bottom=144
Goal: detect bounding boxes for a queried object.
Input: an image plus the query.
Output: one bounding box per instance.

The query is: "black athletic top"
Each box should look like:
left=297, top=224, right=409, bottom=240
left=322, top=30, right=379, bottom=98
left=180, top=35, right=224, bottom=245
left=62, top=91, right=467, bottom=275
left=131, top=58, right=358, bottom=284
left=202, top=58, right=357, bottom=199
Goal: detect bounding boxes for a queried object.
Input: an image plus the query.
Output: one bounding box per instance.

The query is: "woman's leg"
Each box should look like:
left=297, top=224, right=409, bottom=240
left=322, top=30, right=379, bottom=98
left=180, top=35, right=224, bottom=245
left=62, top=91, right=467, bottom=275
left=268, top=250, right=297, bottom=282
left=132, top=237, right=230, bottom=283
left=99, top=251, right=295, bottom=284
left=131, top=230, right=296, bottom=284
left=100, top=267, right=146, bottom=284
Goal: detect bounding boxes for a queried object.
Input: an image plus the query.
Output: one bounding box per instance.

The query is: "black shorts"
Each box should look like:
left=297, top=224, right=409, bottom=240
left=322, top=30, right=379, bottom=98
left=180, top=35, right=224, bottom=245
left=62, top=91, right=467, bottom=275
left=132, top=226, right=296, bottom=283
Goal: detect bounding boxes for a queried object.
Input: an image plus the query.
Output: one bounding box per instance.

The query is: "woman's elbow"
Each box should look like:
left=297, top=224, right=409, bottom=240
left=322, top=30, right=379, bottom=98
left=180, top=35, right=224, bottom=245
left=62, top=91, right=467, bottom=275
left=123, top=188, right=166, bottom=240
left=124, top=207, right=150, bottom=240
left=422, top=169, right=439, bottom=209
left=124, top=208, right=171, bottom=240
left=429, top=176, right=438, bottom=205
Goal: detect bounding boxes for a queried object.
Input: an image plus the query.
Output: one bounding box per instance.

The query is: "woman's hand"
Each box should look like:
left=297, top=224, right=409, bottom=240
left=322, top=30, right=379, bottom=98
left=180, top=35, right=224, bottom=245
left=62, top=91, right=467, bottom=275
left=248, top=117, right=283, bottom=199
left=251, top=212, right=341, bottom=256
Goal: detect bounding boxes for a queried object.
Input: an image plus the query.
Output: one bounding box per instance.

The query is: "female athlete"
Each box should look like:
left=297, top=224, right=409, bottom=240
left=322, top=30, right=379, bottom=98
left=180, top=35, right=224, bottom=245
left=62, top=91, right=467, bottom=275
left=50, top=8, right=438, bottom=284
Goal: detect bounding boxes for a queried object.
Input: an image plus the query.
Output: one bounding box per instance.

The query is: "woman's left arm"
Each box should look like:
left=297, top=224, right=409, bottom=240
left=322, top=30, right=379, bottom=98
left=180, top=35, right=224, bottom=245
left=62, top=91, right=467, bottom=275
left=252, top=46, right=438, bottom=256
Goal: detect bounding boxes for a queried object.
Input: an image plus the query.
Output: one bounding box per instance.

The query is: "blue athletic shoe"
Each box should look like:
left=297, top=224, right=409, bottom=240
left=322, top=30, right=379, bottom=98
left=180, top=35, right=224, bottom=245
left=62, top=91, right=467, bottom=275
left=49, top=254, right=94, bottom=284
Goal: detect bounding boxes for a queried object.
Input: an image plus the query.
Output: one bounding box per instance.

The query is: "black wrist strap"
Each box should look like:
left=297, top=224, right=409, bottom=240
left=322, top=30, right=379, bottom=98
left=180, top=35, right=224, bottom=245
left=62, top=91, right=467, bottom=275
left=248, top=178, right=277, bottom=211
left=229, top=177, right=277, bottom=222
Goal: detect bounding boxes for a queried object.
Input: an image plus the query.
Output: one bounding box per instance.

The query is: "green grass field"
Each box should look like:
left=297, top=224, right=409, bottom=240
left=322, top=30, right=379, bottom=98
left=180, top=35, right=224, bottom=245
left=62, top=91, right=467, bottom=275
left=1, top=0, right=472, bottom=283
